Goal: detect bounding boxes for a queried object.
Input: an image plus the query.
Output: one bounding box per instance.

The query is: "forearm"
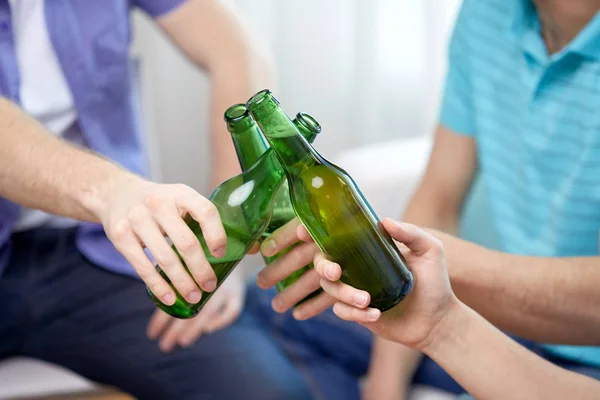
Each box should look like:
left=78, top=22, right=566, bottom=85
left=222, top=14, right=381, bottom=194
left=156, top=0, right=275, bottom=189
left=208, top=57, right=272, bottom=188
left=447, top=242, right=600, bottom=344
left=368, top=190, right=460, bottom=388
left=0, top=97, right=136, bottom=222
left=425, top=300, right=600, bottom=400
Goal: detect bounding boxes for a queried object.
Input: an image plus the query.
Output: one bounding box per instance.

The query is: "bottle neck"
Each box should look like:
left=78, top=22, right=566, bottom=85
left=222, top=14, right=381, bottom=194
left=247, top=93, right=320, bottom=171
left=266, top=129, right=320, bottom=172
left=230, top=127, right=268, bottom=171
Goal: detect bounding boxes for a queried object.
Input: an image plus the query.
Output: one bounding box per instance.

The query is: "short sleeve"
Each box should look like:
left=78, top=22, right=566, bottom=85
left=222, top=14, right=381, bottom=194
left=439, top=0, right=476, bottom=137
left=133, top=0, right=187, bottom=18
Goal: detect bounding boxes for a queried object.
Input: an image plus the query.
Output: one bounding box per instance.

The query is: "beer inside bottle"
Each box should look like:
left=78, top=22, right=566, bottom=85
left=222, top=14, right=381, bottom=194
left=247, top=90, right=414, bottom=311
left=225, top=104, right=322, bottom=303
left=147, top=149, right=285, bottom=319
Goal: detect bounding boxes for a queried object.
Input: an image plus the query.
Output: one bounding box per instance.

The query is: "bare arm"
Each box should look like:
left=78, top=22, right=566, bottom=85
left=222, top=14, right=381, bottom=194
left=426, top=301, right=600, bottom=400
left=437, top=231, right=600, bottom=345
left=0, top=96, right=131, bottom=221
left=0, top=96, right=228, bottom=306
left=155, top=0, right=274, bottom=188
left=367, top=124, right=478, bottom=398
left=313, top=220, right=600, bottom=400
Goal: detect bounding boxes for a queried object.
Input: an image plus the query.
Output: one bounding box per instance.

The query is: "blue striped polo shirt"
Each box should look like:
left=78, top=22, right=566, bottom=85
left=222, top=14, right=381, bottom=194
left=440, top=0, right=600, bottom=367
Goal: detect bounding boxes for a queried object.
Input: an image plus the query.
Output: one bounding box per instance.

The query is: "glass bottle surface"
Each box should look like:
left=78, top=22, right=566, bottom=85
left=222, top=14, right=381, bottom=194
left=247, top=90, right=414, bottom=312
left=147, top=150, right=285, bottom=318
left=225, top=104, right=322, bottom=303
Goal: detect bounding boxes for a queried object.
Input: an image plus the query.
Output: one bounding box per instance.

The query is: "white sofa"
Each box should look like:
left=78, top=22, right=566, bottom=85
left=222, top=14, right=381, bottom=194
left=0, top=136, right=457, bottom=400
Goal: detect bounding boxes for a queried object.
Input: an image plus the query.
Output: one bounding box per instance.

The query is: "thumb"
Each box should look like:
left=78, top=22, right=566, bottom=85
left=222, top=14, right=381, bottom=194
left=296, top=223, right=314, bottom=243
left=381, top=218, right=440, bottom=256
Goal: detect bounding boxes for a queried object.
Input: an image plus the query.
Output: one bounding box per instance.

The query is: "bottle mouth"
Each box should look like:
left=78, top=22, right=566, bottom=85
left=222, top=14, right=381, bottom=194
left=295, top=112, right=322, bottom=134
left=224, top=104, right=249, bottom=122
left=247, top=89, right=279, bottom=116
left=224, top=104, right=254, bottom=132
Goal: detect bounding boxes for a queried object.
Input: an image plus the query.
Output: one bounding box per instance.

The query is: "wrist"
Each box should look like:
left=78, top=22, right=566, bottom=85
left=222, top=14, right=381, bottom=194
left=419, top=297, right=470, bottom=355
left=79, top=167, right=140, bottom=222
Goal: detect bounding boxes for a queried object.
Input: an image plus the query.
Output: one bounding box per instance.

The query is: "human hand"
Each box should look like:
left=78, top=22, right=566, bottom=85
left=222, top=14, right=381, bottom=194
left=312, top=218, right=459, bottom=350
left=99, top=176, right=227, bottom=307
left=147, top=269, right=245, bottom=352
left=256, top=218, right=335, bottom=320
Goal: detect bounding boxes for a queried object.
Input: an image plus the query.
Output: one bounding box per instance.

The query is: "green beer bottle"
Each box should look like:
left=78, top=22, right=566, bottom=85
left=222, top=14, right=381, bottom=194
left=147, top=149, right=287, bottom=319
left=247, top=90, right=414, bottom=312
left=225, top=104, right=322, bottom=303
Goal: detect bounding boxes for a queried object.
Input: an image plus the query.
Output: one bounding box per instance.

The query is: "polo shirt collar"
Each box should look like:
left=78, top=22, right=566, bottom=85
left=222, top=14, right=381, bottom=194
left=511, top=1, right=600, bottom=63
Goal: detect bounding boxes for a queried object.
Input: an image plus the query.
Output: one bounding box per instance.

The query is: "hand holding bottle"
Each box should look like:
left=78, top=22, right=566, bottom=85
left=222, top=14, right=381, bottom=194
left=257, top=218, right=336, bottom=319
left=99, top=176, right=227, bottom=307
left=309, top=218, right=458, bottom=350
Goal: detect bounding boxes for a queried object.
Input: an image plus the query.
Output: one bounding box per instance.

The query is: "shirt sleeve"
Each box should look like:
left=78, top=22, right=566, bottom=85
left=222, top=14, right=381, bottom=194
left=439, top=0, right=476, bottom=137
left=132, top=0, right=187, bottom=18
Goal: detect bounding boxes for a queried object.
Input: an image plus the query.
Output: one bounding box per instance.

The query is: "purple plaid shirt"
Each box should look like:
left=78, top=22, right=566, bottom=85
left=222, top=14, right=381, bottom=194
left=0, top=0, right=186, bottom=278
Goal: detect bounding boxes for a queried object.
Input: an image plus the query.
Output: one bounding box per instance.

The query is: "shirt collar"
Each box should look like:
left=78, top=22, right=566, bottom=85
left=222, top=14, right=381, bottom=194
left=511, top=1, right=600, bottom=63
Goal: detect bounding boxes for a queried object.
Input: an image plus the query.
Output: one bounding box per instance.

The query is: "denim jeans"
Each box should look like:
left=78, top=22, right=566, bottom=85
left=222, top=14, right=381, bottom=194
left=0, top=228, right=312, bottom=400
left=245, top=281, right=600, bottom=400
left=245, top=283, right=469, bottom=400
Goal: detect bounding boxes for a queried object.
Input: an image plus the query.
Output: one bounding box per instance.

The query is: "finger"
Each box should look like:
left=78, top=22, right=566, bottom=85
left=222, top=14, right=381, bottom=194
left=133, top=219, right=201, bottom=304
left=292, top=291, right=336, bottom=320
left=260, top=218, right=302, bottom=257
left=176, top=303, right=218, bottom=347
left=257, top=242, right=319, bottom=289
left=155, top=205, right=217, bottom=293
left=159, top=318, right=189, bottom=352
left=247, top=242, right=260, bottom=255
left=296, top=224, right=314, bottom=243
left=313, top=252, right=342, bottom=282
left=270, top=268, right=321, bottom=313
left=179, top=189, right=227, bottom=257
left=382, top=218, right=441, bottom=256
left=147, top=310, right=173, bottom=340
left=112, top=229, right=176, bottom=306
left=203, top=295, right=243, bottom=334
left=319, top=279, right=370, bottom=308
left=332, top=302, right=381, bottom=323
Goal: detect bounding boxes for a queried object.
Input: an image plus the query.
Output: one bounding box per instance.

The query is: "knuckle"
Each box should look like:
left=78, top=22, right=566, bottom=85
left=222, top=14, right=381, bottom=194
left=431, top=238, right=445, bottom=254
left=174, top=278, right=194, bottom=291
left=109, top=220, right=131, bottom=241
left=128, top=204, right=150, bottom=225
left=149, top=280, right=168, bottom=296
left=197, top=203, right=219, bottom=222
left=155, top=253, right=179, bottom=269
left=173, top=183, right=192, bottom=194
left=135, top=265, right=156, bottom=281
left=144, top=192, right=166, bottom=211
left=176, top=235, right=200, bottom=256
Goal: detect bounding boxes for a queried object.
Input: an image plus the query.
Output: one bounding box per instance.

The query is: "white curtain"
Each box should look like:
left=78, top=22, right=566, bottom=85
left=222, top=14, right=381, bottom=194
left=132, top=0, right=462, bottom=191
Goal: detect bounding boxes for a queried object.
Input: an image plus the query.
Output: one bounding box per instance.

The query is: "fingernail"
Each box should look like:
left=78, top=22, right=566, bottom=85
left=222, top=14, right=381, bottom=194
left=163, top=293, right=175, bottom=306
left=256, top=273, right=267, bottom=289
left=188, top=290, right=201, bottom=304
left=354, top=292, right=369, bottom=306
left=204, top=279, right=217, bottom=292
left=179, top=338, right=192, bottom=348
left=262, top=239, right=277, bottom=256
left=293, top=309, right=305, bottom=320
left=367, top=308, right=381, bottom=321
left=213, top=247, right=226, bottom=257
left=325, top=263, right=337, bottom=280
left=272, top=297, right=283, bottom=313
left=160, top=342, right=172, bottom=353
